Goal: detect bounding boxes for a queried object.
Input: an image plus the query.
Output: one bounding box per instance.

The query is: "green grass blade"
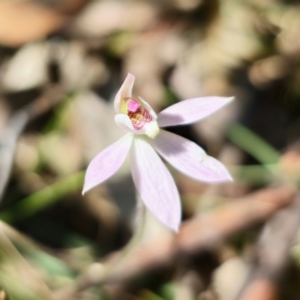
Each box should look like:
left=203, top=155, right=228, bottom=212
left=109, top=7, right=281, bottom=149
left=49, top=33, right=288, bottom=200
left=0, top=172, right=84, bottom=224
left=227, top=123, right=280, bottom=172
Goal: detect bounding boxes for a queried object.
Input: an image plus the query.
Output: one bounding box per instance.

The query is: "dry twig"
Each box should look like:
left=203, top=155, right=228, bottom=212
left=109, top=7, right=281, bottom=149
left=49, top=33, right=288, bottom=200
left=53, top=185, right=296, bottom=300
left=235, top=194, right=300, bottom=300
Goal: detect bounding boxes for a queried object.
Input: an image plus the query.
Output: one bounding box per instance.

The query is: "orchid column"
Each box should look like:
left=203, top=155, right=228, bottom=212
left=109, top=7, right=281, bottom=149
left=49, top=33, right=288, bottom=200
left=83, top=73, right=233, bottom=231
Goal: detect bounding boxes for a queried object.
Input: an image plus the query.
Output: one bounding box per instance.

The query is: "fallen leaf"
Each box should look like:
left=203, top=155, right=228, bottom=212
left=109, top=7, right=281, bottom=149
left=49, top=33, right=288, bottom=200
left=0, top=0, right=64, bottom=47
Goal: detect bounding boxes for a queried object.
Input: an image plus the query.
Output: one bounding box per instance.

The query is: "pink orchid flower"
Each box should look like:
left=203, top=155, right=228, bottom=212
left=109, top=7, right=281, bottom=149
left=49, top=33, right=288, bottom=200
left=83, top=73, right=233, bottom=231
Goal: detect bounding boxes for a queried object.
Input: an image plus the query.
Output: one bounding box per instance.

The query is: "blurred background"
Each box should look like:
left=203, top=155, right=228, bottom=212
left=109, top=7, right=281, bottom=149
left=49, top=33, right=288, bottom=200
left=0, top=0, right=300, bottom=299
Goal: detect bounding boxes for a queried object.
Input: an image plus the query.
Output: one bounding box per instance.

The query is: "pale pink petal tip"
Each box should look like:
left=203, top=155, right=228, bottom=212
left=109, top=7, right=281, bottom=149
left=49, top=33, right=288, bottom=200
left=152, top=130, right=233, bottom=183
left=157, top=96, right=234, bottom=127
left=199, top=155, right=233, bottom=183
left=130, top=137, right=181, bottom=231
left=114, top=73, right=135, bottom=113
left=82, top=134, right=133, bottom=194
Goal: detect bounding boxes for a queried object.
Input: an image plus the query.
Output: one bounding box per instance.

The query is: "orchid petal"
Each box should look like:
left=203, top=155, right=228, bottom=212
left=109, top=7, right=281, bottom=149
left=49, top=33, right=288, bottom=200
left=152, top=130, right=233, bottom=182
left=130, top=137, right=181, bottom=231
left=138, top=97, right=157, bottom=118
left=157, top=96, right=234, bottom=127
left=83, top=134, right=133, bottom=194
left=114, top=73, right=135, bottom=113
left=115, top=114, right=135, bottom=132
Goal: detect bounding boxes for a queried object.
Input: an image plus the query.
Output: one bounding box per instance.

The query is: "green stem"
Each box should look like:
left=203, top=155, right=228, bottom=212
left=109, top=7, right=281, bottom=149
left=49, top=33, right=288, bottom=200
left=72, top=197, right=147, bottom=295
left=107, top=196, right=147, bottom=270
left=0, top=172, right=84, bottom=223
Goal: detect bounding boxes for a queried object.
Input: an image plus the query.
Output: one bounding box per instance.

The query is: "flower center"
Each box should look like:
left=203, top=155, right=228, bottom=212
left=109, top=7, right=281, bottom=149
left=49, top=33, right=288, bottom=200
left=126, top=98, right=153, bottom=130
